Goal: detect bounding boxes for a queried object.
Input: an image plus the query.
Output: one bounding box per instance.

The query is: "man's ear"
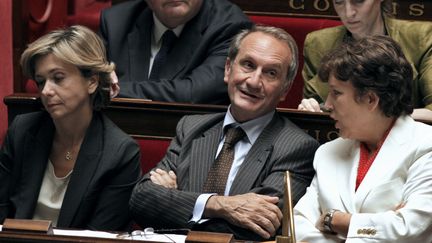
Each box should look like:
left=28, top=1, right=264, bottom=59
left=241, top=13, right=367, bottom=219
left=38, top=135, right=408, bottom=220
left=279, top=87, right=290, bottom=102
left=224, top=58, right=232, bottom=84
left=88, top=75, right=99, bottom=94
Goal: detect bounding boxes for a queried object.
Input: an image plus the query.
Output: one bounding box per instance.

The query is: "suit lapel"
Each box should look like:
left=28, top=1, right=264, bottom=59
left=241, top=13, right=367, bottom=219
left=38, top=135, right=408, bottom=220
left=189, top=121, right=223, bottom=192
left=162, top=2, right=210, bottom=80
left=57, top=114, right=103, bottom=227
left=354, top=116, right=408, bottom=211
left=229, top=115, right=281, bottom=195
left=163, top=26, right=200, bottom=80
left=128, top=9, right=152, bottom=81
left=336, top=142, right=358, bottom=212
left=15, top=116, right=54, bottom=219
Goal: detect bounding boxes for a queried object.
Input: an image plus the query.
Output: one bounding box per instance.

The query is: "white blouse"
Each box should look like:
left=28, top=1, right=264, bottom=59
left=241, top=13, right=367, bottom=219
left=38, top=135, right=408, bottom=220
left=32, top=161, right=72, bottom=226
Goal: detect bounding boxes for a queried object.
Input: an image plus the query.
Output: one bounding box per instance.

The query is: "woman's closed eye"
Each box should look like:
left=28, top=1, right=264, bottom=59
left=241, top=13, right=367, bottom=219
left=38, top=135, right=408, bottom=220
left=52, top=73, right=65, bottom=84
left=331, top=89, right=342, bottom=97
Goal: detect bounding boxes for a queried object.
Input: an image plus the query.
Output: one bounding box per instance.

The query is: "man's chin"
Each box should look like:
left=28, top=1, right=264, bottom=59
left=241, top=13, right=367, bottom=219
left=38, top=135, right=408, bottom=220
left=230, top=105, right=262, bottom=121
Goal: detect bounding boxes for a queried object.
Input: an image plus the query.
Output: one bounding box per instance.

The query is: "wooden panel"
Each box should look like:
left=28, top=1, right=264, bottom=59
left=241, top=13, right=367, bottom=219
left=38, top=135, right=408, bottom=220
left=4, top=93, right=337, bottom=144
left=230, top=0, right=432, bottom=21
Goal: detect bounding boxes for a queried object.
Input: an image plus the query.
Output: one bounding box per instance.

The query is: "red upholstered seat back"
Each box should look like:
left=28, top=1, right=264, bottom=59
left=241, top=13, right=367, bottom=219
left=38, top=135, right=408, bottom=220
left=248, top=15, right=342, bottom=108
left=24, top=0, right=112, bottom=94
left=135, top=138, right=171, bottom=174
left=67, top=0, right=111, bottom=31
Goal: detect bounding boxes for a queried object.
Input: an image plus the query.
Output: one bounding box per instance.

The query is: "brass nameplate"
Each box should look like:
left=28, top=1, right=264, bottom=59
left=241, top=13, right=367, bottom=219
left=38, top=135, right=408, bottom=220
left=2, top=218, right=53, bottom=235
left=186, top=231, right=233, bottom=243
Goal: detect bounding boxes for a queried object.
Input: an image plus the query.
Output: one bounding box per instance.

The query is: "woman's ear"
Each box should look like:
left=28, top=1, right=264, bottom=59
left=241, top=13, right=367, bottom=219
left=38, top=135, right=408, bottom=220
left=88, top=75, right=99, bottom=94
left=367, top=91, right=380, bottom=111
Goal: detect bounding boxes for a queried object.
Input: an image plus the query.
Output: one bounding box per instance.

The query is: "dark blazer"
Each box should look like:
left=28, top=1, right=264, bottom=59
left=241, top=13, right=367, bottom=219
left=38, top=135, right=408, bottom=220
left=0, top=111, right=141, bottom=231
left=99, top=0, right=252, bottom=104
left=130, top=112, right=319, bottom=240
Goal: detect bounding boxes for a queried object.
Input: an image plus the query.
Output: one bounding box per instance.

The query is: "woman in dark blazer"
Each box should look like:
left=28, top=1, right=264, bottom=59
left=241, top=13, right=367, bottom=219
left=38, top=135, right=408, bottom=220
left=0, top=25, right=141, bottom=231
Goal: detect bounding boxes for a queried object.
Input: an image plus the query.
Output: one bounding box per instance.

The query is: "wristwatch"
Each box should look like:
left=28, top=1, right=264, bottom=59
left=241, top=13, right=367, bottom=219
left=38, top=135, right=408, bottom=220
left=323, top=209, right=338, bottom=234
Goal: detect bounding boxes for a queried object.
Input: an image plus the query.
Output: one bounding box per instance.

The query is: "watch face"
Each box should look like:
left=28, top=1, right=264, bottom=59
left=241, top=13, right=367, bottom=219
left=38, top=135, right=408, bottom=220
left=323, top=211, right=334, bottom=233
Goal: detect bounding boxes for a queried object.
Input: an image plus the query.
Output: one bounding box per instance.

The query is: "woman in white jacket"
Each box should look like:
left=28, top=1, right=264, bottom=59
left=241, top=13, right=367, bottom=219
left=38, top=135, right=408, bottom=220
left=294, top=35, right=432, bottom=243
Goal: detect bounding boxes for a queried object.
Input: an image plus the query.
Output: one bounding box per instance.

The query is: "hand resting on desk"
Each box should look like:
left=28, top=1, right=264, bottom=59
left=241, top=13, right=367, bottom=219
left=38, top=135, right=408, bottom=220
left=150, top=170, right=282, bottom=240
left=204, top=193, right=282, bottom=239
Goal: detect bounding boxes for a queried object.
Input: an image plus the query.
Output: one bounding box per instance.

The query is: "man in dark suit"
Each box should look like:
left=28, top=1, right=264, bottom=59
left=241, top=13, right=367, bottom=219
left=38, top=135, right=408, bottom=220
left=99, top=0, right=252, bottom=104
left=130, top=26, right=319, bottom=240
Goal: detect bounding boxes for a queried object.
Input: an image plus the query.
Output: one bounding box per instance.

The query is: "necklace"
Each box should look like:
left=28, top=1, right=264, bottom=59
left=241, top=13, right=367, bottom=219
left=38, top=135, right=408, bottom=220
left=65, top=151, right=72, bottom=161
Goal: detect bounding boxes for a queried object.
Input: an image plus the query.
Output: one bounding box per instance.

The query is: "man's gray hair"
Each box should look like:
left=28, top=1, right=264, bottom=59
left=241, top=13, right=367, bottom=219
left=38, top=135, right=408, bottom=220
left=228, top=25, right=299, bottom=87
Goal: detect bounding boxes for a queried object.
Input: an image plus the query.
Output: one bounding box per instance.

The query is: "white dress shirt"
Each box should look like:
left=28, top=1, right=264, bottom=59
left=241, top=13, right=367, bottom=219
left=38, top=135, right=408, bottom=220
left=190, top=107, right=275, bottom=223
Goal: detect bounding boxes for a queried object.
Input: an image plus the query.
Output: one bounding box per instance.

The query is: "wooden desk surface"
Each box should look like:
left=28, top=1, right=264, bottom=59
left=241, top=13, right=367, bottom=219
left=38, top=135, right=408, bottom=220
left=0, top=230, right=137, bottom=243
left=0, top=229, right=236, bottom=243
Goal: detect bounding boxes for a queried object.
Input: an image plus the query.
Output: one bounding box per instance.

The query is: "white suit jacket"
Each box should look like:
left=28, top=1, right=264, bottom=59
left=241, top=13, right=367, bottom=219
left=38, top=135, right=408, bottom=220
left=294, top=115, right=432, bottom=243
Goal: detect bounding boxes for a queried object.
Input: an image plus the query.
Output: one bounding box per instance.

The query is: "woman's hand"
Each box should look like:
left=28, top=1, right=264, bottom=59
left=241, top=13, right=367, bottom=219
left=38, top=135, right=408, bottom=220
left=110, top=71, right=120, bottom=98
left=298, top=98, right=322, bottom=112
left=316, top=210, right=351, bottom=237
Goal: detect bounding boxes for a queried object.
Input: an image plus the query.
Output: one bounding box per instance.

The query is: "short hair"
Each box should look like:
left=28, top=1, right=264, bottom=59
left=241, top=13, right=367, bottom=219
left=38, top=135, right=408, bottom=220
left=318, top=35, right=413, bottom=117
left=20, top=25, right=114, bottom=110
left=227, top=25, right=299, bottom=88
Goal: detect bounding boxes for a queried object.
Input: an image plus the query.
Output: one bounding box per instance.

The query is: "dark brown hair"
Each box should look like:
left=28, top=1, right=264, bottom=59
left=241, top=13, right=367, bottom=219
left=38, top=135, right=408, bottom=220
left=319, top=35, right=413, bottom=117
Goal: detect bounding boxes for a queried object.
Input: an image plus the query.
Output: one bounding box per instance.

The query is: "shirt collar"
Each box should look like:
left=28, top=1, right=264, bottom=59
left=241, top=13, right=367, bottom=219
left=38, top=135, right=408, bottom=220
left=222, top=106, right=275, bottom=145
left=152, top=14, right=184, bottom=44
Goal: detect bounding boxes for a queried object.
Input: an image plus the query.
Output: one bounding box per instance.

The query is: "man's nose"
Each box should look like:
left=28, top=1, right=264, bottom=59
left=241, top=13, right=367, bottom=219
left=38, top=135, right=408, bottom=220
left=247, top=69, right=263, bottom=88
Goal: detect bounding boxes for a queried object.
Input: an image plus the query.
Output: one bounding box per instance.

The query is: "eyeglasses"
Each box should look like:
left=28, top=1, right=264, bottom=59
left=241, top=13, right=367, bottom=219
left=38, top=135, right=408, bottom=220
left=116, top=227, right=189, bottom=242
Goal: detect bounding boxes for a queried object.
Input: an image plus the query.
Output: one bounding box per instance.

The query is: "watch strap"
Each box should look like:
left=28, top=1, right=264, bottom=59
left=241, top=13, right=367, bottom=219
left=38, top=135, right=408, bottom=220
left=323, top=209, right=338, bottom=234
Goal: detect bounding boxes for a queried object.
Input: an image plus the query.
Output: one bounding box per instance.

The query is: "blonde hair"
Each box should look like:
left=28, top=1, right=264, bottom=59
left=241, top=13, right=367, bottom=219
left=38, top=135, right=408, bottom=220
left=20, top=25, right=114, bottom=110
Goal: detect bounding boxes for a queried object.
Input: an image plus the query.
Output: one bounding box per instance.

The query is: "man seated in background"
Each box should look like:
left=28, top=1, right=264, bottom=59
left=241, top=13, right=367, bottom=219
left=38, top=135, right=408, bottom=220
left=99, top=0, right=252, bottom=104
left=129, top=25, right=319, bottom=241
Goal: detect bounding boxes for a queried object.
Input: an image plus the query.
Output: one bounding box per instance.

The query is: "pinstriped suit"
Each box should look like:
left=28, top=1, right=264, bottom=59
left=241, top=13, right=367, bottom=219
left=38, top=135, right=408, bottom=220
left=130, top=112, right=319, bottom=240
